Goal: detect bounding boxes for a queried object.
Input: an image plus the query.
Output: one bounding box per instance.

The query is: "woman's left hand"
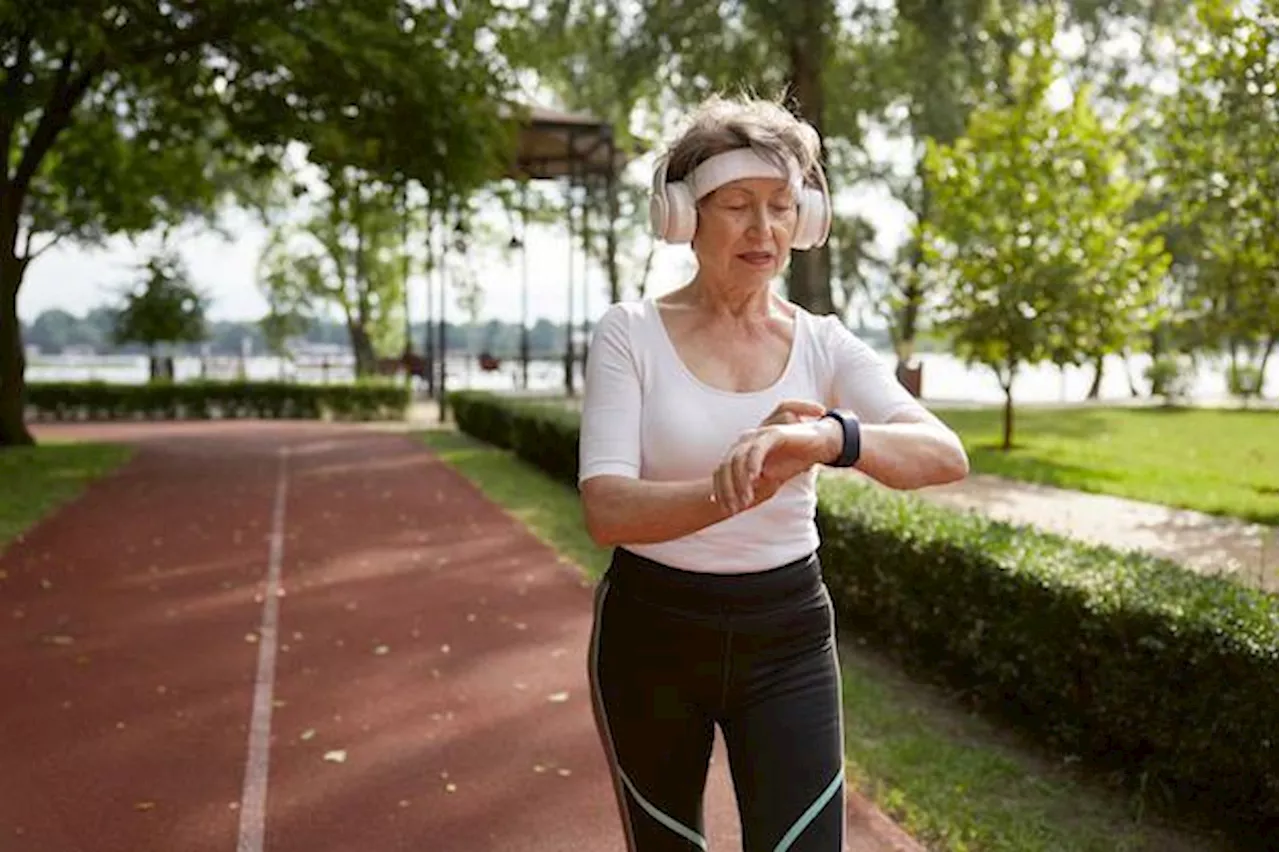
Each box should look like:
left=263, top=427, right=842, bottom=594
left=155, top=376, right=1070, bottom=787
left=713, top=418, right=840, bottom=515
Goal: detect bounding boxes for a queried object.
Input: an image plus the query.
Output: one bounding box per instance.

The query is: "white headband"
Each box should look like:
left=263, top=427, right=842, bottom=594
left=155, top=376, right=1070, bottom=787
left=684, top=148, right=802, bottom=200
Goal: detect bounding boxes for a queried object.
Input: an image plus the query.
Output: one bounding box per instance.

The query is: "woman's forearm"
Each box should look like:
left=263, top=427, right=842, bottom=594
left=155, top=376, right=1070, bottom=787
left=581, top=475, right=730, bottom=547
left=854, top=420, right=969, bottom=490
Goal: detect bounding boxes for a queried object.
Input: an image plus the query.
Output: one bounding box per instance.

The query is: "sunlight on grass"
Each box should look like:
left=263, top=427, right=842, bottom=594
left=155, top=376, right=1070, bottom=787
left=938, top=406, right=1278, bottom=524
left=0, top=442, right=134, bottom=551
left=418, top=428, right=1224, bottom=852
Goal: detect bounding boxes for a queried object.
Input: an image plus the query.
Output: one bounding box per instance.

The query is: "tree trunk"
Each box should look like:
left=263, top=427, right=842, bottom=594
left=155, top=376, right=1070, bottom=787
left=1255, top=335, right=1277, bottom=396
left=605, top=170, right=620, bottom=304
left=1123, top=351, right=1140, bottom=397
left=348, top=322, right=377, bottom=378
left=1086, top=353, right=1104, bottom=399
left=785, top=7, right=834, bottom=316
left=0, top=248, right=33, bottom=446
left=1002, top=384, right=1015, bottom=451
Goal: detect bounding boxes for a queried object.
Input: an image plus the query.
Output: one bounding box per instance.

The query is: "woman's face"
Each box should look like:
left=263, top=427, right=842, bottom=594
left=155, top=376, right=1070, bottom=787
left=692, top=176, right=798, bottom=284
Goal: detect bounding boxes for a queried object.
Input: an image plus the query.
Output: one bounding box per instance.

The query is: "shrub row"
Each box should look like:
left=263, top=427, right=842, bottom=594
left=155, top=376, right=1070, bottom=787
left=26, top=381, right=410, bottom=422
left=447, top=389, right=1278, bottom=838
left=450, top=390, right=581, bottom=486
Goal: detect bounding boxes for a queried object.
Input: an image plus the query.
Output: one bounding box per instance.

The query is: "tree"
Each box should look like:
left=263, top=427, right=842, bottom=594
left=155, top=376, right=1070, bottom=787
left=1157, top=0, right=1278, bottom=396
left=258, top=299, right=310, bottom=381
left=1, top=0, right=517, bottom=446
left=112, top=249, right=207, bottom=380
left=258, top=169, right=410, bottom=377
left=922, top=23, right=1168, bottom=450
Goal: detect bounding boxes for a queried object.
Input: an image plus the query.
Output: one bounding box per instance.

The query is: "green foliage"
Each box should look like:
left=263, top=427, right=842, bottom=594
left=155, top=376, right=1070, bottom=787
left=1142, top=355, right=1192, bottom=406
left=921, top=18, right=1168, bottom=446
left=25, top=381, right=408, bottom=422
left=449, top=390, right=580, bottom=487
left=257, top=169, right=411, bottom=375
left=0, top=1, right=521, bottom=445
left=1157, top=0, right=1279, bottom=367
left=112, top=250, right=206, bottom=351
left=447, top=389, right=1279, bottom=841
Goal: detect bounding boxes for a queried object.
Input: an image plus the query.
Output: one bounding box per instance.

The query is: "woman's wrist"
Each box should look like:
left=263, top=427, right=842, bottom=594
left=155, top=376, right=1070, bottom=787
left=814, top=417, right=844, bottom=465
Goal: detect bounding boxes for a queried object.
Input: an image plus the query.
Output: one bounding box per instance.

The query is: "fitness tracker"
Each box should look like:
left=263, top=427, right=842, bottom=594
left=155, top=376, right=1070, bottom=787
left=821, top=409, right=861, bottom=467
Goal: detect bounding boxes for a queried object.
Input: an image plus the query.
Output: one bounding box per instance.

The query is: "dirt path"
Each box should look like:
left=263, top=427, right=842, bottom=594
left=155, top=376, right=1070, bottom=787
left=3, top=421, right=921, bottom=852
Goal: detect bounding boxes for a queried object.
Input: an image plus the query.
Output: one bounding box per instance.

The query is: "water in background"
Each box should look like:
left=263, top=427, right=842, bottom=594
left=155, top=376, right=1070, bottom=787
left=26, top=349, right=1276, bottom=406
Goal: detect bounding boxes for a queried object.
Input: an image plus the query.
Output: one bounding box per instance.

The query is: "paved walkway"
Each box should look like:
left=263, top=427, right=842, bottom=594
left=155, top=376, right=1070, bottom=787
left=5, top=420, right=921, bottom=852
left=902, top=474, right=1278, bottom=594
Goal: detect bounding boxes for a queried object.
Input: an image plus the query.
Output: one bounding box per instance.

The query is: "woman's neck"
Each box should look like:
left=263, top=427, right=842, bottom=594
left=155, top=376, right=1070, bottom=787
left=684, top=271, right=778, bottom=321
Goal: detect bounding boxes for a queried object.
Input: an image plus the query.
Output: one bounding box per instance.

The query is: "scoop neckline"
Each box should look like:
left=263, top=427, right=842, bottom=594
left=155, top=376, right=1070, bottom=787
left=645, top=296, right=804, bottom=398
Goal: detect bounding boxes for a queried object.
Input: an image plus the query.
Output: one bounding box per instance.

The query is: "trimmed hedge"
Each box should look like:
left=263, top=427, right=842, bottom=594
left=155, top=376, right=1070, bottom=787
left=26, top=380, right=410, bottom=422
left=447, top=389, right=1279, bottom=838
left=451, top=391, right=581, bottom=487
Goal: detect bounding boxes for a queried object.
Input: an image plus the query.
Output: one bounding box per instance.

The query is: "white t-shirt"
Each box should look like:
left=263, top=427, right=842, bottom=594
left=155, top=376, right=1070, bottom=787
left=578, top=297, right=926, bottom=574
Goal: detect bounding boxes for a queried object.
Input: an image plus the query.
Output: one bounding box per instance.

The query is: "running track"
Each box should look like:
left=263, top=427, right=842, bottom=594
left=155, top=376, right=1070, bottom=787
left=1, top=421, right=922, bottom=852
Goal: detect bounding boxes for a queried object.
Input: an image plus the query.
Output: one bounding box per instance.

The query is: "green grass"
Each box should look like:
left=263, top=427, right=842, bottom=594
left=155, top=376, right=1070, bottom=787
left=937, top=406, right=1279, bottom=525
left=418, top=428, right=1227, bottom=852
left=0, top=442, right=135, bottom=551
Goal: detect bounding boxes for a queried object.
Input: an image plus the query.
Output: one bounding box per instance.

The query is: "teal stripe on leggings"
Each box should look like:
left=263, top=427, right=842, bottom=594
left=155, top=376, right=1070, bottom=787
left=619, top=768, right=709, bottom=850
left=774, top=769, right=844, bottom=852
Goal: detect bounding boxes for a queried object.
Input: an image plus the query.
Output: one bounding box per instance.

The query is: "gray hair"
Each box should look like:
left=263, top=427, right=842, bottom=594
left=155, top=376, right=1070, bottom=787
left=663, top=93, right=823, bottom=188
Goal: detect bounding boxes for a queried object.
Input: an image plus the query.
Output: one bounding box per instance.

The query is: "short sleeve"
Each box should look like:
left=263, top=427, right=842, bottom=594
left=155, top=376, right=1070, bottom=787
left=819, top=315, right=926, bottom=424
left=578, top=303, right=643, bottom=485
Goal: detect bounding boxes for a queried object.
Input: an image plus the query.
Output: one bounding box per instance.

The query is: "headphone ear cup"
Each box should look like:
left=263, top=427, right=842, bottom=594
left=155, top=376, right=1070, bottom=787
left=666, top=182, right=697, bottom=243
left=648, top=191, right=668, bottom=240
left=793, top=186, right=830, bottom=250
left=792, top=191, right=815, bottom=251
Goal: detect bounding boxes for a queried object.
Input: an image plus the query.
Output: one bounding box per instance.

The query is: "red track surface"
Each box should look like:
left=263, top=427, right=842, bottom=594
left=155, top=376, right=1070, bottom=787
left=2, top=421, right=923, bottom=852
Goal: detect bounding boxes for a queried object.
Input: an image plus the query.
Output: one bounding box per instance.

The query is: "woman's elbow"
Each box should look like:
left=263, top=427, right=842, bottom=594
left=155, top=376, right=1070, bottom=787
left=584, top=512, right=617, bottom=548
left=925, top=434, right=969, bottom=486
left=894, top=434, right=968, bottom=490
left=580, top=491, right=621, bottom=547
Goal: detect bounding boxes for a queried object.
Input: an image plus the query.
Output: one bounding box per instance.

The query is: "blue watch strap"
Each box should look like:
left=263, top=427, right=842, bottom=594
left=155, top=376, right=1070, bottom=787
left=822, top=409, right=861, bottom=467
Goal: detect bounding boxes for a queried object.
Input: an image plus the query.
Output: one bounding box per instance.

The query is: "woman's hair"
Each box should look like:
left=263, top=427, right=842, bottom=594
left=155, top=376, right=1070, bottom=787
left=663, top=92, right=823, bottom=187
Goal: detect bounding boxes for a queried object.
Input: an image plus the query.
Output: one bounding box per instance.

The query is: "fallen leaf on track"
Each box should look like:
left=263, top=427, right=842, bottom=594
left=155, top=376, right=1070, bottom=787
left=547, top=692, right=569, bottom=703
left=134, top=802, right=156, bottom=812
left=323, top=750, right=347, bottom=763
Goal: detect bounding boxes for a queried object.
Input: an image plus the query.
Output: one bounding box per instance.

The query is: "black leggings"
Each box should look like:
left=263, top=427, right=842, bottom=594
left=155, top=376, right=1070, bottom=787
left=588, top=547, right=845, bottom=852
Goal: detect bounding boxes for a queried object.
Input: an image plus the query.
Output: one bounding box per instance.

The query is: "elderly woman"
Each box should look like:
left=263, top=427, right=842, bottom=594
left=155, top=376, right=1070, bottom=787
left=578, top=94, right=968, bottom=852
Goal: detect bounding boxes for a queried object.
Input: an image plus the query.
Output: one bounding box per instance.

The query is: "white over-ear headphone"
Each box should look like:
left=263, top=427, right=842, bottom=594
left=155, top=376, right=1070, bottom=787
left=648, top=147, right=832, bottom=250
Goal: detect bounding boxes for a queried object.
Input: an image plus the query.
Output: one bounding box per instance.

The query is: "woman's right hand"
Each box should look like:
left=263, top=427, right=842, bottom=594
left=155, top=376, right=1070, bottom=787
left=711, top=400, right=837, bottom=515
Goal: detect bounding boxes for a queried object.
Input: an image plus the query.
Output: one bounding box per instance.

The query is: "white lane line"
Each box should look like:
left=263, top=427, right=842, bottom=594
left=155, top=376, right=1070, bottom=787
left=237, top=446, right=290, bottom=852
